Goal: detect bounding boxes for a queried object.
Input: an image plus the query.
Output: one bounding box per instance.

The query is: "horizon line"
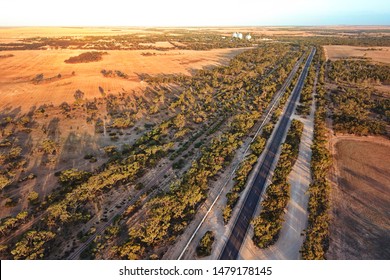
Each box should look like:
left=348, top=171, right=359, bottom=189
left=1, top=24, right=390, bottom=28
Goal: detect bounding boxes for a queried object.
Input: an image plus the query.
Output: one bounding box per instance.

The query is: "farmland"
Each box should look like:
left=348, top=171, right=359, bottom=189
left=324, top=45, right=390, bottom=64
left=324, top=41, right=390, bottom=260
left=0, top=26, right=389, bottom=260
left=328, top=137, right=390, bottom=259
left=0, top=48, right=247, bottom=111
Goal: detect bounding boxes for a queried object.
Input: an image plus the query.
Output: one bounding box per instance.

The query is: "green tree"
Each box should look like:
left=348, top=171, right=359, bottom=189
left=27, top=191, right=39, bottom=204
left=173, top=113, right=186, bottom=129
left=0, top=174, right=11, bottom=190
left=250, top=136, right=266, bottom=156
left=11, top=231, right=56, bottom=260
left=196, top=231, right=214, bottom=257
left=59, top=169, right=91, bottom=187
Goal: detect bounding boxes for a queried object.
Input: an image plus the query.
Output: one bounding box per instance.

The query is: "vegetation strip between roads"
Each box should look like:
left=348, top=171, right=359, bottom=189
left=219, top=47, right=315, bottom=260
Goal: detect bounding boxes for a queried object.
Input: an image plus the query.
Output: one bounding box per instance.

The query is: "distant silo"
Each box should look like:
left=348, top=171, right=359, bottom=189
left=237, top=33, right=243, bottom=39
left=245, top=34, right=252, bottom=40
left=232, top=32, right=238, bottom=38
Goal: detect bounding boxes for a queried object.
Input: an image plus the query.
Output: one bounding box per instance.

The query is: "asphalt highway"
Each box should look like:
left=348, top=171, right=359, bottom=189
left=219, top=47, right=316, bottom=260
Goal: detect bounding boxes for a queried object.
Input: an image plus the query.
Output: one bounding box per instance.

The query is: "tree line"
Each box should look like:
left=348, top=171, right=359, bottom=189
left=252, top=119, right=304, bottom=248
left=301, top=48, right=332, bottom=259
left=297, top=57, right=317, bottom=116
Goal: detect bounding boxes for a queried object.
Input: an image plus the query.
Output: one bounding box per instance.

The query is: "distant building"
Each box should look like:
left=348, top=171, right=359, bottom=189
left=245, top=34, right=252, bottom=40
left=232, top=32, right=247, bottom=40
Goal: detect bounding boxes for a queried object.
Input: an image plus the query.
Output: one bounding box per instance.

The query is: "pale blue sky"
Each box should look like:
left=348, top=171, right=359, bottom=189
left=1, top=0, right=389, bottom=26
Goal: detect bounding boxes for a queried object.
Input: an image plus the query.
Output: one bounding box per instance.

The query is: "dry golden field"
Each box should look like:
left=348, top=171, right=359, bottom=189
left=324, top=45, right=390, bottom=64
left=0, top=48, right=246, bottom=112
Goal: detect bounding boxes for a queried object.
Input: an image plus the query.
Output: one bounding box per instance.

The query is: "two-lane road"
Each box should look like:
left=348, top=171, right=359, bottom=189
left=219, top=47, right=316, bottom=260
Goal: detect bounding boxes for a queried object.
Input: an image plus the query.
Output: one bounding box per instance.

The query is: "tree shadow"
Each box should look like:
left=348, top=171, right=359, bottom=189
left=47, top=117, right=60, bottom=142
left=0, top=106, right=21, bottom=121
left=335, top=164, right=390, bottom=259
left=56, top=131, right=102, bottom=173
left=342, top=166, right=390, bottom=199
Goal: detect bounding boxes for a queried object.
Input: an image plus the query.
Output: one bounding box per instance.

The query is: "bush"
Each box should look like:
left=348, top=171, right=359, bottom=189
left=111, top=117, right=133, bottom=129
left=0, top=174, right=11, bottom=190
left=41, top=139, right=57, bottom=155
left=250, top=136, right=266, bottom=156
left=74, top=89, right=85, bottom=101
left=32, top=73, right=44, bottom=84
left=28, top=191, right=39, bottom=204
left=196, top=231, right=214, bottom=257
left=172, top=158, right=185, bottom=169
left=58, top=169, right=91, bottom=188
left=84, top=154, right=94, bottom=160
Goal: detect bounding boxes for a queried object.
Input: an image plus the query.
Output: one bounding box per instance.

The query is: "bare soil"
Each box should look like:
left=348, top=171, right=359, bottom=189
left=328, top=136, right=390, bottom=259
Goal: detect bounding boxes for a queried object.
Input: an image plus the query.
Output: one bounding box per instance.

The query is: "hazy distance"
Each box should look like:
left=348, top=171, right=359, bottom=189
left=1, top=0, right=390, bottom=26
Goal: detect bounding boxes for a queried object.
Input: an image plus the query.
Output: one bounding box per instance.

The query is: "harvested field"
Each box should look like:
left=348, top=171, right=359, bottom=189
left=324, top=45, right=390, bottom=64
left=0, top=48, right=247, bottom=112
left=328, top=137, right=390, bottom=259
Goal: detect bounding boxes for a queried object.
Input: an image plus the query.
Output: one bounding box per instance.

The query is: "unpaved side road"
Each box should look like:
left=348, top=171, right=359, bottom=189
left=238, top=69, right=317, bottom=260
